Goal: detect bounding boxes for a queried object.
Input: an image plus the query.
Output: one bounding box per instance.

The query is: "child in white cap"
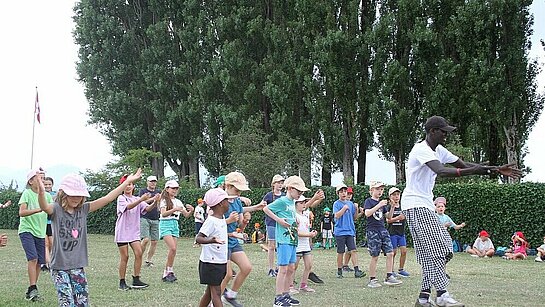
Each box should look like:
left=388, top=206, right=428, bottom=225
left=159, top=179, right=194, bottom=283
left=197, top=188, right=236, bottom=307
left=18, top=167, right=51, bottom=301
left=37, top=168, right=144, bottom=306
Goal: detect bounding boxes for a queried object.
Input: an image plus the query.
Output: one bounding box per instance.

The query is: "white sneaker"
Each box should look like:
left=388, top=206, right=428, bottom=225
left=436, top=292, right=464, bottom=307
left=367, top=279, right=382, bottom=288
left=535, top=256, right=543, bottom=262
left=384, top=275, right=403, bottom=286
left=470, top=254, right=479, bottom=258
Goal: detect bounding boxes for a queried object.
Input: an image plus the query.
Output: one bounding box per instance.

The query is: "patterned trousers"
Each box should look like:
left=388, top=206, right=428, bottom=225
left=403, top=207, right=453, bottom=292
left=51, top=268, right=89, bottom=307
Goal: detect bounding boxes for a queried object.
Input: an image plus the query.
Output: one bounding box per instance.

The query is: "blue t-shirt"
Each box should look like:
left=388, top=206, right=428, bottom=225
left=138, top=188, right=162, bottom=220
left=333, top=200, right=356, bottom=236
left=224, top=198, right=244, bottom=249
left=436, top=213, right=455, bottom=229
left=263, top=191, right=285, bottom=226
left=364, top=198, right=387, bottom=230
left=267, top=196, right=298, bottom=246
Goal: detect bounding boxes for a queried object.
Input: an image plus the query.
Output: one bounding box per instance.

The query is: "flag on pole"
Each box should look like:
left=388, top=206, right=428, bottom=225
left=35, top=87, right=41, bottom=124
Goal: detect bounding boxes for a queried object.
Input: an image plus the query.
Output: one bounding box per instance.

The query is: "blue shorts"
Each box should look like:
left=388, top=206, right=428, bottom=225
left=335, top=235, right=356, bottom=254
left=266, top=226, right=276, bottom=241
left=277, top=244, right=297, bottom=266
left=390, top=235, right=407, bottom=249
left=366, top=229, right=393, bottom=257
left=19, top=232, right=46, bottom=263
left=159, top=219, right=180, bottom=239
left=228, top=244, right=244, bottom=259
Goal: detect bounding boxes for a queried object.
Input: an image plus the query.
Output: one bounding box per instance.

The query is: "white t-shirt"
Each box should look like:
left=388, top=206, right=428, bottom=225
left=401, top=141, right=458, bottom=212
left=194, top=206, right=205, bottom=223
left=296, top=212, right=311, bottom=253
left=199, top=216, right=228, bottom=264
left=473, top=237, right=494, bottom=251
left=159, top=198, right=185, bottom=220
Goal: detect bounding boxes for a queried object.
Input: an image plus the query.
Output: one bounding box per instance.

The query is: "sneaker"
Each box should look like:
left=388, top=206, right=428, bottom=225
left=118, top=280, right=130, bottom=291
left=25, top=288, right=42, bottom=301
left=384, top=275, right=403, bottom=286
left=222, top=293, right=243, bottom=307
left=414, top=298, right=436, bottom=307
left=268, top=269, right=277, bottom=277
left=354, top=269, right=366, bottom=278
left=470, top=254, right=479, bottom=258
left=308, top=272, right=324, bottom=283
left=40, top=264, right=49, bottom=272
left=289, top=286, right=299, bottom=294
left=284, top=294, right=300, bottom=306
left=535, top=256, right=543, bottom=262
left=445, top=273, right=450, bottom=279
left=145, top=261, right=154, bottom=267
left=131, top=276, right=149, bottom=289
left=162, top=272, right=177, bottom=283
left=342, top=265, right=354, bottom=272
left=398, top=270, right=410, bottom=277
left=299, top=285, right=315, bottom=292
left=367, top=278, right=382, bottom=288
left=336, top=271, right=343, bottom=279
left=273, top=296, right=291, bottom=307
left=436, top=292, right=464, bottom=307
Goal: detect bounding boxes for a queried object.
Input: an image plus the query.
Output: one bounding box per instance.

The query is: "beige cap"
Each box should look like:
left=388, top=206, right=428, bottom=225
left=271, top=174, right=285, bottom=186
left=335, top=183, right=348, bottom=193
left=369, top=180, right=385, bottom=189
left=225, top=172, right=250, bottom=191
left=165, top=180, right=179, bottom=189
left=284, top=176, right=309, bottom=192
left=388, top=187, right=400, bottom=196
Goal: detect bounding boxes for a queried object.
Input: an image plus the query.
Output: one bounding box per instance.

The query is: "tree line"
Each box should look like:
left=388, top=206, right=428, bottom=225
left=73, top=0, right=543, bottom=187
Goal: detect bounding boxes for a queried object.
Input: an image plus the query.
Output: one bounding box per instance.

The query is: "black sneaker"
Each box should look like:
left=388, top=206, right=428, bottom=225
left=162, top=272, right=177, bottom=283
left=25, top=288, right=42, bottom=301
left=308, top=272, right=324, bottom=283
left=131, top=276, right=149, bottom=289
left=354, top=269, right=366, bottom=278
left=268, top=269, right=277, bottom=277
left=40, top=264, right=49, bottom=272
left=284, top=294, right=300, bottom=306
left=118, top=279, right=130, bottom=291
left=273, top=295, right=291, bottom=306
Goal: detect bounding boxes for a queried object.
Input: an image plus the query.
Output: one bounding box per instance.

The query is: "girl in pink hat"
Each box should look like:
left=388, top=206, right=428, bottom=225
left=37, top=168, right=144, bottom=306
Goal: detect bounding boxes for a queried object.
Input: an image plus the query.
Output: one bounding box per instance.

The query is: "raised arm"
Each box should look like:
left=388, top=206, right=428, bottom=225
left=307, top=189, right=325, bottom=208
left=36, top=176, right=54, bottom=215
left=89, top=168, right=143, bottom=213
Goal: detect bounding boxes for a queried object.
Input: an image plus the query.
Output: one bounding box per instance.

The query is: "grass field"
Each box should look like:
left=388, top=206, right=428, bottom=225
left=1, top=229, right=543, bottom=306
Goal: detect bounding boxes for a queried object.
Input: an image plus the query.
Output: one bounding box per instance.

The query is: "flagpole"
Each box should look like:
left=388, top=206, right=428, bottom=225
left=30, top=86, right=37, bottom=169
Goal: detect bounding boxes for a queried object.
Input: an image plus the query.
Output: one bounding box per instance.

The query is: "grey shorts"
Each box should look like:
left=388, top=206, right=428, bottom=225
left=140, top=218, right=160, bottom=241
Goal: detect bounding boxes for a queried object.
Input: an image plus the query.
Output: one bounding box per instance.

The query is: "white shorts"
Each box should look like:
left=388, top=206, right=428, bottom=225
left=323, top=229, right=333, bottom=239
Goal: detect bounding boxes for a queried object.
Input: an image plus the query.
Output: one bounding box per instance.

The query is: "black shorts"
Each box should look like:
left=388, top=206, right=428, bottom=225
left=199, top=261, right=227, bottom=286
left=46, top=224, right=52, bottom=237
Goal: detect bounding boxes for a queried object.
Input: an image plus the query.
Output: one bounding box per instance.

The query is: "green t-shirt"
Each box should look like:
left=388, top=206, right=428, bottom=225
left=268, top=196, right=298, bottom=246
left=18, top=189, right=52, bottom=238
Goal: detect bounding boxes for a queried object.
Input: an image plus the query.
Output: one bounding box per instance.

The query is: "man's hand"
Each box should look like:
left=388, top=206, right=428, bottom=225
left=493, top=163, right=522, bottom=179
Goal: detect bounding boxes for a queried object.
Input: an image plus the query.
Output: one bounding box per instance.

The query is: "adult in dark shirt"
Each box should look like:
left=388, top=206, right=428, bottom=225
left=138, top=176, right=162, bottom=267
left=262, top=175, right=285, bottom=277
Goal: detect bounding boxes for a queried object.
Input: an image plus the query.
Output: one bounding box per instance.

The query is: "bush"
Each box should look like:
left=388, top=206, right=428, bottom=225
left=1, top=182, right=544, bottom=248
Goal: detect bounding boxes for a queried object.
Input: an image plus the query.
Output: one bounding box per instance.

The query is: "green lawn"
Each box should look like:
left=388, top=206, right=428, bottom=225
left=1, top=229, right=543, bottom=306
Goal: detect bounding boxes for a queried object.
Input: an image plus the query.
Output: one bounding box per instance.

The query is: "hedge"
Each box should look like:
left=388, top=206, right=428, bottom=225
left=1, top=182, right=544, bottom=248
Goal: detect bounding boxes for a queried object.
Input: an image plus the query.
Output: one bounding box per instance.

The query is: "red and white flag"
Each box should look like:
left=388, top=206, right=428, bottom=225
left=35, top=88, right=40, bottom=124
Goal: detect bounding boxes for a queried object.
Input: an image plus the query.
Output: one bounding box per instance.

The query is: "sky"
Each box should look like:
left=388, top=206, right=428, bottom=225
left=0, top=1, right=544, bottom=190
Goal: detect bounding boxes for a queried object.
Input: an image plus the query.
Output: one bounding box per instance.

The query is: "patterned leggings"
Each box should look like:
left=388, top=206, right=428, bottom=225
left=403, top=207, right=453, bottom=292
left=51, top=268, right=89, bottom=307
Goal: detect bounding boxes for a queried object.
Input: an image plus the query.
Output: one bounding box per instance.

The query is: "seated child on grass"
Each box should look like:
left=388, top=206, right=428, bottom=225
left=467, top=230, right=494, bottom=258
left=503, top=231, right=528, bottom=260
left=534, top=235, right=545, bottom=262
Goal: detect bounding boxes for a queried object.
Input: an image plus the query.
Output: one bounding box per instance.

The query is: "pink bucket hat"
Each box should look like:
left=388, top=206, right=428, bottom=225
left=203, top=188, right=236, bottom=207
left=434, top=196, right=447, bottom=205
left=58, top=174, right=90, bottom=197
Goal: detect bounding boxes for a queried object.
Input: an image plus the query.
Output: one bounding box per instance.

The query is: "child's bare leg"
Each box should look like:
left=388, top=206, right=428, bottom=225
left=199, top=286, right=211, bottom=307
left=118, top=245, right=129, bottom=279
left=344, top=252, right=352, bottom=267
left=276, top=265, right=289, bottom=294
left=129, top=241, right=143, bottom=277
left=301, top=254, right=312, bottom=285
left=350, top=249, right=359, bottom=268
left=485, top=249, right=495, bottom=257
left=386, top=252, right=394, bottom=273
left=230, top=251, right=252, bottom=292
left=369, top=256, right=378, bottom=278
left=399, top=246, right=408, bottom=270
left=210, top=285, right=223, bottom=307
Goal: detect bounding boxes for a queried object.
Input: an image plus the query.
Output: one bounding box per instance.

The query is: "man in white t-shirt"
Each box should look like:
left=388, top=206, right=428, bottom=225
left=402, top=116, right=521, bottom=307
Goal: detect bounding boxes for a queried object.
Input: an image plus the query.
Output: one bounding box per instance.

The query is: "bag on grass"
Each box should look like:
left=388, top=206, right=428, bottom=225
left=495, top=246, right=508, bottom=256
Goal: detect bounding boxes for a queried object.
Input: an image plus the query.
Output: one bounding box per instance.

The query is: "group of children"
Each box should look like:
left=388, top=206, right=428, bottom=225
left=10, top=166, right=544, bottom=307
